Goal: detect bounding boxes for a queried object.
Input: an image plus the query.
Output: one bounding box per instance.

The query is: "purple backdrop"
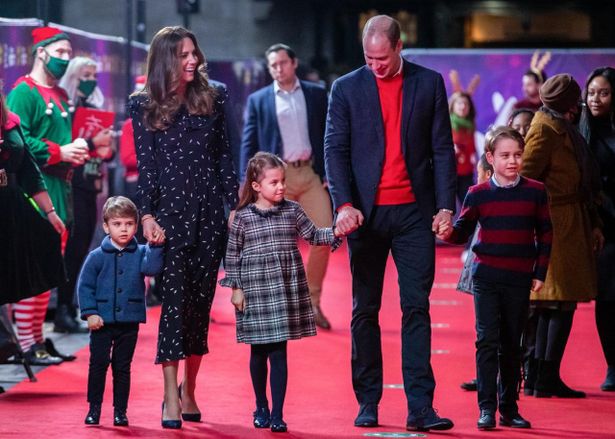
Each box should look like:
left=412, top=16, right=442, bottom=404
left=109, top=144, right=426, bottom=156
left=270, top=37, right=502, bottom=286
left=403, top=48, right=615, bottom=133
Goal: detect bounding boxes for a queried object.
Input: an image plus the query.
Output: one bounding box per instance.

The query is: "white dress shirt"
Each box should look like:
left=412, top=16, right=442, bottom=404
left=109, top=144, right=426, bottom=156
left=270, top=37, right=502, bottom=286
left=274, top=79, right=312, bottom=162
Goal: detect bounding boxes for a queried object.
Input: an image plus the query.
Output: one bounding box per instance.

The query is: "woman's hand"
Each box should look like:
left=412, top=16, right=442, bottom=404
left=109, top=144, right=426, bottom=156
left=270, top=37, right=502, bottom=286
left=47, top=211, right=66, bottom=235
left=231, top=288, right=245, bottom=312
left=142, top=216, right=165, bottom=245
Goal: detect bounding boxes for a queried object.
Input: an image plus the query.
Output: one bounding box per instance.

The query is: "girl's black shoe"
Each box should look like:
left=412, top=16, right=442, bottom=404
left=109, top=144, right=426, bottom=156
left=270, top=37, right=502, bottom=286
left=271, top=418, right=287, bottom=433
left=253, top=407, right=271, bottom=428
left=85, top=404, right=101, bottom=425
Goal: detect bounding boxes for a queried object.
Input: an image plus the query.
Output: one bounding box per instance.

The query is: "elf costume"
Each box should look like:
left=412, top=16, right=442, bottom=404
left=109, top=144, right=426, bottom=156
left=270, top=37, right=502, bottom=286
left=5, top=27, right=73, bottom=363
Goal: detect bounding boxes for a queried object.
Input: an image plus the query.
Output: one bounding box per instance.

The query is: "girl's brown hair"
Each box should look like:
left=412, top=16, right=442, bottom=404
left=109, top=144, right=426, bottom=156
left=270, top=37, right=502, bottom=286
left=237, top=152, right=286, bottom=210
left=138, top=26, right=217, bottom=131
left=484, top=125, right=525, bottom=154
left=448, top=91, right=477, bottom=123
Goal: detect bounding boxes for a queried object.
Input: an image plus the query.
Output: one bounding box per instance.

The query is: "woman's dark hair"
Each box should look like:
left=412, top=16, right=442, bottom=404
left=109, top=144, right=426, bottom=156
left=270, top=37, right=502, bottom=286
left=507, top=108, right=535, bottom=127
left=237, top=152, right=286, bottom=210
left=579, top=66, right=615, bottom=145
left=484, top=126, right=525, bottom=154
left=138, top=26, right=217, bottom=130
left=448, top=91, right=476, bottom=123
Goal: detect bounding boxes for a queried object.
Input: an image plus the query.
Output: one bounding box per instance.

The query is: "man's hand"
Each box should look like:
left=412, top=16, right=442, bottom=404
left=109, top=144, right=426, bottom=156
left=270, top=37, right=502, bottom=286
left=432, top=209, right=452, bottom=234
left=231, top=288, right=245, bottom=311
left=335, top=205, right=364, bottom=235
left=87, top=315, right=104, bottom=330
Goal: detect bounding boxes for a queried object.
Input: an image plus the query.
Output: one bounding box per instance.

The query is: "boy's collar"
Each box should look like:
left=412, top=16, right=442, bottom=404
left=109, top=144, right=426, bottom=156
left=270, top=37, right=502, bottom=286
left=101, top=235, right=138, bottom=253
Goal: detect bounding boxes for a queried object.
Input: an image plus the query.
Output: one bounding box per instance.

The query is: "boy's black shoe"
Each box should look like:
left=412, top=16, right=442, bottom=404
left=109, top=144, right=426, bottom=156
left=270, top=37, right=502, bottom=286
left=354, top=404, right=378, bottom=427
left=477, top=410, right=496, bottom=430
left=499, top=412, right=531, bottom=428
left=85, top=404, right=101, bottom=425
left=407, top=407, right=454, bottom=431
left=114, top=409, right=129, bottom=426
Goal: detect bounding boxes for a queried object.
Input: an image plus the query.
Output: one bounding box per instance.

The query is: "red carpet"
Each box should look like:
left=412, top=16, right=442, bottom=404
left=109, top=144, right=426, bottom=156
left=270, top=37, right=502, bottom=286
left=1, top=243, right=614, bottom=438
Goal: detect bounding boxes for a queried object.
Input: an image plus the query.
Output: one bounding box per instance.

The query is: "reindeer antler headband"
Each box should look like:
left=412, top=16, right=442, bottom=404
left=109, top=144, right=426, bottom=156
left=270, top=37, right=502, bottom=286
left=449, top=69, right=480, bottom=96
left=529, top=50, right=551, bottom=83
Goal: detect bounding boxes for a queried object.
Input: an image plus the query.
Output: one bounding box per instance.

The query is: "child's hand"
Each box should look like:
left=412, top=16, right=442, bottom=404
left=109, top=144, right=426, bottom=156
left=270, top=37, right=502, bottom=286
left=531, top=279, right=544, bottom=293
left=231, top=288, right=245, bottom=312
left=87, top=315, right=104, bottom=330
left=435, top=222, right=452, bottom=240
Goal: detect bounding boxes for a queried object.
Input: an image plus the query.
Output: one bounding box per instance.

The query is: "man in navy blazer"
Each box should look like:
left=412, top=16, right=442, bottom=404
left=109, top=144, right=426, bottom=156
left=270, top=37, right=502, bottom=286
left=325, top=16, right=456, bottom=431
left=240, top=44, right=334, bottom=329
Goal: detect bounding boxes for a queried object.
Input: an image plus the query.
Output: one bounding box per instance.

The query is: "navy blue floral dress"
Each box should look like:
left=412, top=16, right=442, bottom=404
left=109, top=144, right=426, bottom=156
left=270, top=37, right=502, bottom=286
left=128, top=90, right=239, bottom=363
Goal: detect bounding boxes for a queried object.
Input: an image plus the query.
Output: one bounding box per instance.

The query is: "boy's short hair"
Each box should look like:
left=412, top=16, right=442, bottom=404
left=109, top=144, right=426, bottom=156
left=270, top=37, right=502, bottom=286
left=102, top=196, right=138, bottom=223
left=484, top=125, right=525, bottom=154
left=478, top=153, right=494, bottom=174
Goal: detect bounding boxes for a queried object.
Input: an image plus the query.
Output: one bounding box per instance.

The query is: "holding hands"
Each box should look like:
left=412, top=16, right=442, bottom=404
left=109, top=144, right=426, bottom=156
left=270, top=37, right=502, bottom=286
left=433, top=209, right=453, bottom=240
left=335, top=206, right=364, bottom=236
left=142, top=215, right=166, bottom=245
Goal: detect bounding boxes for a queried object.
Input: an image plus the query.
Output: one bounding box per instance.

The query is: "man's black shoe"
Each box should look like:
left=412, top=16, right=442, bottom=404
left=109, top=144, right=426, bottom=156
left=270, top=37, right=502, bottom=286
left=460, top=378, right=477, bottom=391
left=477, top=410, right=496, bottom=430
left=354, top=404, right=378, bottom=427
left=500, top=412, right=531, bottom=428
left=407, top=407, right=454, bottom=431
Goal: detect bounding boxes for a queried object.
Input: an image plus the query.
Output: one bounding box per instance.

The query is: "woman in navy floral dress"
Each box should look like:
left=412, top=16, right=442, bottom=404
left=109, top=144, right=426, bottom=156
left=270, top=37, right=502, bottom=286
left=128, top=27, right=238, bottom=429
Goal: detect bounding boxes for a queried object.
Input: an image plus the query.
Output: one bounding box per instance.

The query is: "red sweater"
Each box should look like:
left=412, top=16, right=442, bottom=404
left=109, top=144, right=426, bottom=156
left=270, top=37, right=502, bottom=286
left=374, top=74, right=415, bottom=205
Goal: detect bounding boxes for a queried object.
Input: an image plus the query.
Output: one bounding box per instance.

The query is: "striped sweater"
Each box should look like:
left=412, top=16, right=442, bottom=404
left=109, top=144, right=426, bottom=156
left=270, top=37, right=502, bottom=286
left=446, top=176, right=552, bottom=287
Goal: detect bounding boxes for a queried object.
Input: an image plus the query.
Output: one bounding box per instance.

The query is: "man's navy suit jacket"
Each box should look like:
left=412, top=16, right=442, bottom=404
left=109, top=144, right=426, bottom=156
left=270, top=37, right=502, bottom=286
left=324, top=60, right=456, bottom=228
left=240, top=80, right=328, bottom=180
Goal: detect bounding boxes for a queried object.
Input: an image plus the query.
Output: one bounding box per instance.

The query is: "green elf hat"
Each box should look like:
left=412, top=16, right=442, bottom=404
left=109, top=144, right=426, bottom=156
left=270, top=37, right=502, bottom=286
left=31, top=26, right=70, bottom=55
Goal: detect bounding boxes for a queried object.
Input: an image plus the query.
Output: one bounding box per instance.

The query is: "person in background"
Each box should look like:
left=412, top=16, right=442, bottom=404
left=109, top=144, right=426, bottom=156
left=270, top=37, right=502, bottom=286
left=128, top=26, right=239, bottom=429
left=78, top=196, right=163, bottom=427
left=513, top=52, right=550, bottom=112
left=579, top=66, right=615, bottom=391
left=449, top=91, right=477, bottom=209
left=0, top=90, right=65, bottom=316
left=7, top=26, right=89, bottom=365
left=56, top=56, right=113, bottom=334
left=240, top=43, right=333, bottom=330
left=438, top=126, right=552, bottom=430
left=521, top=73, right=603, bottom=398
left=508, top=108, right=535, bottom=138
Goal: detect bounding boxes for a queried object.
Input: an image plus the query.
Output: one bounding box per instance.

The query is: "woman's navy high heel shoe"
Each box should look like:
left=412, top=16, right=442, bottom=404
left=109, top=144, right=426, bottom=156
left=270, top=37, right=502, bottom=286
left=161, top=402, right=182, bottom=429
left=178, top=383, right=202, bottom=422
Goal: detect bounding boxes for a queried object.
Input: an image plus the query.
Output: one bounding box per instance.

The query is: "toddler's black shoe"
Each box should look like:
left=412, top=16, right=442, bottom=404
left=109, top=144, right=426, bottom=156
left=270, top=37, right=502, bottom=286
left=114, top=409, right=129, bottom=426
left=85, top=404, right=101, bottom=425
left=253, top=407, right=271, bottom=428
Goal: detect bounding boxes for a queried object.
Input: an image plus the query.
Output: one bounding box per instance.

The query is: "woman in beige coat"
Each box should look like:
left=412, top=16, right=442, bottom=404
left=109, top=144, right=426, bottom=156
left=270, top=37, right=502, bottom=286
left=521, top=74, right=603, bottom=398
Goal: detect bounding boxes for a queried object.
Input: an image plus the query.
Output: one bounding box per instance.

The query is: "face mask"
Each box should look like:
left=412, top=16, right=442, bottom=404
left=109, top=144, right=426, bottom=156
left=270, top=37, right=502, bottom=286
left=78, top=79, right=97, bottom=98
left=43, top=50, right=69, bottom=79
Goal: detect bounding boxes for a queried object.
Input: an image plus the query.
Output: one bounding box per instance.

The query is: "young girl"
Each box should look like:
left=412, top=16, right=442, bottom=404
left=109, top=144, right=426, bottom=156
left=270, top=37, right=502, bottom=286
left=449, top=91, right=478, bottom=206
left=438, top=127, right=552, bottom=430
left=220, top=152, right=343, bottom=433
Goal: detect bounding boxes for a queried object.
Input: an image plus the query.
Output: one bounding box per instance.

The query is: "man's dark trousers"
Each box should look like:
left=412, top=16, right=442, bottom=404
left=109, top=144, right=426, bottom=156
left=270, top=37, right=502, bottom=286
left=473, top=278, right=530, bottom=414
left=87, top=323, right=139, bottom=411
left=348, top=202, right=436, bottom=412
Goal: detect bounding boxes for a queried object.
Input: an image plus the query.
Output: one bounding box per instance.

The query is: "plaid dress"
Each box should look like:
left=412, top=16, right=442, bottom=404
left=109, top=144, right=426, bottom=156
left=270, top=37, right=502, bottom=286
left=220, top=199, right=341, bottom=344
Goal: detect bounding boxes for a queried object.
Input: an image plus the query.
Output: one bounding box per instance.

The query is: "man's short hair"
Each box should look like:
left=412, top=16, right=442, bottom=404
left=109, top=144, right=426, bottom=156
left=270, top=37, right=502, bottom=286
left=102, top=196, right=139, bottom=223
left=265, top=43, right=296, bottom=61
left=362, top=15, right=401, bottom=48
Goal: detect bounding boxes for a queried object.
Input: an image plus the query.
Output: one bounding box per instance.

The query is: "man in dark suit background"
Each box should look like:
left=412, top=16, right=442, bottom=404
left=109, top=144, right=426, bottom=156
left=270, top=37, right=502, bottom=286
left=324, top=15, right=456, bottom=431
left=240, top=44, right=333, bottom=329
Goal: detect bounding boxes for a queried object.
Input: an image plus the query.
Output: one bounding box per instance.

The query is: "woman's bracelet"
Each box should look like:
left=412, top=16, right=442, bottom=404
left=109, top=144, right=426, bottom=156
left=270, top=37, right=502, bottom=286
left=45, top=208, right=56, bottom=215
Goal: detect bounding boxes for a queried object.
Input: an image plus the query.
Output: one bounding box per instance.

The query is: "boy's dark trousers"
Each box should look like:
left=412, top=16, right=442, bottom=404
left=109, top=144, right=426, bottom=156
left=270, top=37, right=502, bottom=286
left=473, top=278, right=529, bottom=415
left=87, top=322, right=139, bottom=411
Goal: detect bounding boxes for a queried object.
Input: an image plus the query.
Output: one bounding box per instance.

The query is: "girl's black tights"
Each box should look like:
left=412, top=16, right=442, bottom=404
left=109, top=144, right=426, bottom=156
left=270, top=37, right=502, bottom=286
left=250, top=341, right=288, bottom=421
